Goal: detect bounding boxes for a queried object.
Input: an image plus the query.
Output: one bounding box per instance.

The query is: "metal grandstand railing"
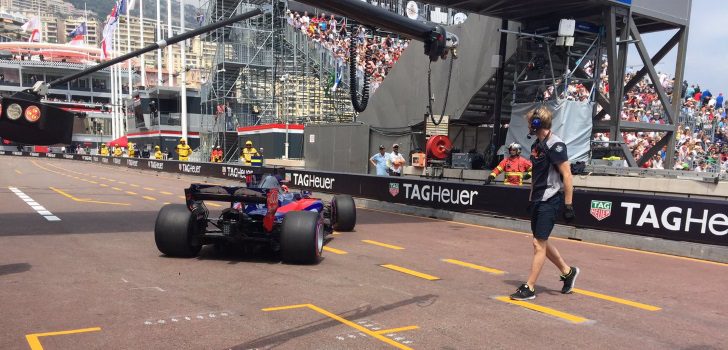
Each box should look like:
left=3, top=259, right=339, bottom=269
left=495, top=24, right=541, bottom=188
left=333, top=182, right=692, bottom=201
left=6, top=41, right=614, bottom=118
left=199, top=0, right=356, bottom=162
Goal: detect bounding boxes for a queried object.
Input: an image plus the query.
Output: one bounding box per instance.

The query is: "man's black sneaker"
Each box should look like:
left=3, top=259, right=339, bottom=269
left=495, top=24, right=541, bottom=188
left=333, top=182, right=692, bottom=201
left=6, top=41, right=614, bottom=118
left=510, top=283, right=535, bottom=301
left=560, top=266, right=580, bottom=294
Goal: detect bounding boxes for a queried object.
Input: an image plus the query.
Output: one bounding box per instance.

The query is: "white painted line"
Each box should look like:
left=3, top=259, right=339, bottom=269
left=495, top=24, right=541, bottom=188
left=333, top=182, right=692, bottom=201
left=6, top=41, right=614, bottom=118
left=8, top=187, right=60, bottom=222
left=121, top=278, right=129, bottom=283
left=130, top=286, right=165, bottom=292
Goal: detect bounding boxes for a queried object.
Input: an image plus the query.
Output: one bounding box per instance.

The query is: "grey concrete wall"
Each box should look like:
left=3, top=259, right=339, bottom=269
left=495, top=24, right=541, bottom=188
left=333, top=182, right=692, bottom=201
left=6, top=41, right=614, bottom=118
left=303, top=123, right=370, bottom=173
left=357, top=14, right=516, bottom=128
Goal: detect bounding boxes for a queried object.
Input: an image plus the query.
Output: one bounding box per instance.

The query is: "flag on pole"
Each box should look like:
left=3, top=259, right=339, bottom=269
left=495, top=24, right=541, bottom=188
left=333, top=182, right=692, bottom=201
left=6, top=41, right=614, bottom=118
left=68, top=22, right=87, bottom=46
left=117, top=0, right=127, bottom=16
left=21, top=16, right=42, bottom=42
left=101, top=4, right=120, bottom=59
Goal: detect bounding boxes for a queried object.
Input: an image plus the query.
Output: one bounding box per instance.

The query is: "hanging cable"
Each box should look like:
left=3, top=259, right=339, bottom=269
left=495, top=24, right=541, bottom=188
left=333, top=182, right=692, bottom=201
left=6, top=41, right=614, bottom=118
left=427, top=53, right=455, bottom=126
left=349, top=33, right=371, bottom=113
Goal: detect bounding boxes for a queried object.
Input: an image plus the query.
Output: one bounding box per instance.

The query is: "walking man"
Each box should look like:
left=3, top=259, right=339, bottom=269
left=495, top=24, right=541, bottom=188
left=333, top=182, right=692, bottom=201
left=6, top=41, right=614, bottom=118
left=510, top=106, right=579, bottom=301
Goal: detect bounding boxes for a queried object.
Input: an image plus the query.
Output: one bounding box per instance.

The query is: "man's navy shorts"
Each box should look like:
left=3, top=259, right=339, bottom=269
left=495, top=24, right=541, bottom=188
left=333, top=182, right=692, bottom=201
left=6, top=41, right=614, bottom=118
left=530, top=193, right=563, bottom=240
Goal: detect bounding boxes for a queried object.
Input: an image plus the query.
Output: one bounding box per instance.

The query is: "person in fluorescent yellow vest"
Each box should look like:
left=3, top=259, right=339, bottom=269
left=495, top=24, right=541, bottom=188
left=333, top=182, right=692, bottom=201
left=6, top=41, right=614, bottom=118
left=154, top=145, right=163, bottom=160
left=100, top=144, right=109, bottom=156
left=127, top=142, right=135, bottom=157
left=113, top=143, right=123, bottom=156
left=240, top=140, right=259, bottom=165
left=176, top=138, right=192, bottom=161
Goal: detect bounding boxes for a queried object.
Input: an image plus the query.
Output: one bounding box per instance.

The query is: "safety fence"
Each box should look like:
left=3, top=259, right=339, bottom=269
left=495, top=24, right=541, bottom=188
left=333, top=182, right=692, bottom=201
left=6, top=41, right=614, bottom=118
left=3, top=150, right=726, bottom=247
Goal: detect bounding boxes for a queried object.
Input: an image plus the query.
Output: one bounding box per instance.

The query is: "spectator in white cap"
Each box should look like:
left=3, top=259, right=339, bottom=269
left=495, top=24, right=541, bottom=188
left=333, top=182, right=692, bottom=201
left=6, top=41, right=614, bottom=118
left=387, top=143, right=405, bottom=176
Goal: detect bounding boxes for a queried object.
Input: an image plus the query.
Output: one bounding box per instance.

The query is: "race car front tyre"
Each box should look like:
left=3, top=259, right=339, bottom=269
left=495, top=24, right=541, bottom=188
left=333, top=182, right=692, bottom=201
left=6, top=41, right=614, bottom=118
left=280, top=211, right=323, bottom=264
left=332, top=195, right=356, bottom=231
left=155, top=204, right=202, bottom=258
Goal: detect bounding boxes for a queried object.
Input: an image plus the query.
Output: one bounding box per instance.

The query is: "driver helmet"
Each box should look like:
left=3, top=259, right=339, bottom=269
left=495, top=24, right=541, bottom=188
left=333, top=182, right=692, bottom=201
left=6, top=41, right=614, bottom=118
left=508, top=142, right=522, bottom=155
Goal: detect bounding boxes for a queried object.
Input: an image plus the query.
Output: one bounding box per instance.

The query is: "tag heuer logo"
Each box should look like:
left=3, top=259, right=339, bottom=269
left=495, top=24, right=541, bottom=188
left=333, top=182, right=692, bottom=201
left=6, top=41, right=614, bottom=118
left=590, top=200, right=612, bottom=221
left=389, top=183, right=400, bottom=197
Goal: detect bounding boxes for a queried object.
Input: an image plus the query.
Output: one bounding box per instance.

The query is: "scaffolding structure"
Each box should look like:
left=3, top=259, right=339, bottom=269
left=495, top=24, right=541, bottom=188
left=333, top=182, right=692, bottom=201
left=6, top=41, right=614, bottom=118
left=199, top=0, right=354, bottom=161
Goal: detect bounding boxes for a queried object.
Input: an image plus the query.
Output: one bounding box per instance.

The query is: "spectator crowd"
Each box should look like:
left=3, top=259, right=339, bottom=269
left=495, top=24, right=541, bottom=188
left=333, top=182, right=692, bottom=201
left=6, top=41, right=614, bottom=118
left=539, top=59, right=726, bottom=174
left=286, top=10, right=408, bottom=94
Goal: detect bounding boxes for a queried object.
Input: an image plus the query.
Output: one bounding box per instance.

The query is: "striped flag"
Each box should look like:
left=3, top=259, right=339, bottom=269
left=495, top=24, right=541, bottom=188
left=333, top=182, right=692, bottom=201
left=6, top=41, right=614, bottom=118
left=21, top=16, right=41, bottom=42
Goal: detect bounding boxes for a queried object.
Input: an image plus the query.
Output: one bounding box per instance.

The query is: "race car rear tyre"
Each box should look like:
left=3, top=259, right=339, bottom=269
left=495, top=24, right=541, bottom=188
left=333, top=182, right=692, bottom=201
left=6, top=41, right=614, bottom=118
left=332, top=195, right=356, bottom=231
left=280, top=211, right=323, bottom=264
left=155, top=204, right=202, bottom=258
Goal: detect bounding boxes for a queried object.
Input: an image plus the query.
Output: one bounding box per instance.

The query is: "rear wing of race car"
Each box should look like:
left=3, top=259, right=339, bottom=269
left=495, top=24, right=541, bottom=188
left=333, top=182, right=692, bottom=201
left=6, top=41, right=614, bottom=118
left=184, top=184, right=268, bottom=207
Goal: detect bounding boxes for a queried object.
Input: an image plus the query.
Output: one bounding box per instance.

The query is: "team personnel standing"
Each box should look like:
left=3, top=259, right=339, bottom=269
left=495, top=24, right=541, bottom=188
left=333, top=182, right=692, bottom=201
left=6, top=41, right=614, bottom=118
left=127, top=142, right=135, bottom=158
left=387, top=144, right=406, bottom=176
left=510, top=106, right=579, bottom=301
left=113, top=143, right=123, bottom=157
left=176, top=138, right=192, bottom=161
left=241, top=140, right=259, bottom=165
left=485, top=143, right=532, bottom=185
left=154, top=145, right=163, bottom=160
left=370, top=145, right=389, bottom=176
left=100, top=144, right=109, bottom=156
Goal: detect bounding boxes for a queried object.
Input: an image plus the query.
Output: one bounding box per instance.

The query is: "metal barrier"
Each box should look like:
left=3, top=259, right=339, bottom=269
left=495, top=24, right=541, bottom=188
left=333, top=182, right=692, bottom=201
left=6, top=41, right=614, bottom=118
left=3, top=150, right=727, bottom=247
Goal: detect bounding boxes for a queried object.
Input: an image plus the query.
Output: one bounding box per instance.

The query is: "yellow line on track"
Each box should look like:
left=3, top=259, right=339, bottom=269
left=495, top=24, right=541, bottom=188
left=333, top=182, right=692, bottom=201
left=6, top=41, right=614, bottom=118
left=262, top=304, right=414, bottom=350
left=130, top=184, right=139, bottom=187
left=380, top=264, right=440, bottom=281
left=323, top=246, right=348, bottom=255
left=126, top=191, right=137, bottom=195
left=159, top=191, right=173, bottom=195
left=442, top=259, right=506, bottom=275
left=26, top=327, right=101, bottom=350
left=494, top=296, right=589, bottom=324
left=50, top=187, right=130, bottom=206
left=88, top=181, right=98, bottom=184
left=373, top=325, right=419, bottom=335
left=118, top=181, right=127, bottom=184
left=572, top=288, right=661, bottom=311
left=262, top=304, right=309, bottom=312
left=99, top=184, right=109, bottom=187
left=178, top=196, right=186, bottom=199
left=206, top=202, right=222, bottom=207
left=142, top=196, right=157, bottom=201
left=112, top=187, right=122, bottom=191
left=143, top=187, right=155, bottom=191
left=359, top=207, right=728, bottom=268
left=362, top=240, right=404, bottom=250
left=14, top=169, right=22, bottom=174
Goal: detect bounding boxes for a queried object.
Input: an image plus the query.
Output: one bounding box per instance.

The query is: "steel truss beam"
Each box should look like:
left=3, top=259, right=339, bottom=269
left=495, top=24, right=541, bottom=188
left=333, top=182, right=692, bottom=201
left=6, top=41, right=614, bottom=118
left=597, top=6, right=688, bottom=168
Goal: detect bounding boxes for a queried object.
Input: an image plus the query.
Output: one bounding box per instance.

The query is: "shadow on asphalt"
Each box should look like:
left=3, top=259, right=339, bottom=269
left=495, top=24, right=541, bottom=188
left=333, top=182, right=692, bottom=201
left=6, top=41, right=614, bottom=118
left=229, top=294, right=439, bottom=350
left=502, top=279, right=564, bottom=295
left=0, top=263, right=31, bottom=276
left=194, top=244, right=282, bottom=265
left=0, top=211, right=158, bottom=236
left=356, top=209, right=435, bottom=225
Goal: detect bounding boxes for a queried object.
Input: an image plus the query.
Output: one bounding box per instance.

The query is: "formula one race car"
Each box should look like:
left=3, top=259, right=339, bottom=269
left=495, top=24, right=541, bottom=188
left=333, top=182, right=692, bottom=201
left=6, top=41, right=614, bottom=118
left=154, top=183, right=356, bottom=264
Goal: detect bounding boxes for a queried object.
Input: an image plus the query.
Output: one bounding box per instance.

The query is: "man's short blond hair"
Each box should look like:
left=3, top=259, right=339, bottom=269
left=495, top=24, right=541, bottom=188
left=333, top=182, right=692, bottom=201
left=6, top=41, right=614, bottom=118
left=525, top=105, right=553, bottom=130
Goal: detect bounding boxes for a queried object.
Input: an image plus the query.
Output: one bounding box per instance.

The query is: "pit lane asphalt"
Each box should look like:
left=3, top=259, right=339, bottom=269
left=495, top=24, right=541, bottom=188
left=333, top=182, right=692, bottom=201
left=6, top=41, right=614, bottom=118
left=1, top=156, right=727, bottom=350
